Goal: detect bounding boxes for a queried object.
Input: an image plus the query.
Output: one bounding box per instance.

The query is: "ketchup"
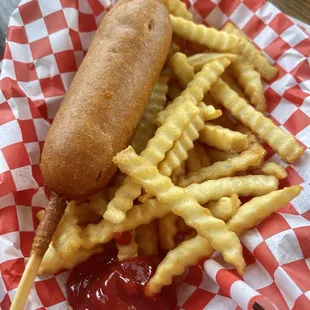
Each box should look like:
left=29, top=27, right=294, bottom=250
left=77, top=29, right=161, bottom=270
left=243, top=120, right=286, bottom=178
left=67, top=251, right=177, bottom=310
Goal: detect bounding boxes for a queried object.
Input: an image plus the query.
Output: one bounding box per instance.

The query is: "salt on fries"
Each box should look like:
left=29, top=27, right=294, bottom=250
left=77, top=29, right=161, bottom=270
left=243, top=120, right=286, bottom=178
left=38, top=7, right=304, bottom=303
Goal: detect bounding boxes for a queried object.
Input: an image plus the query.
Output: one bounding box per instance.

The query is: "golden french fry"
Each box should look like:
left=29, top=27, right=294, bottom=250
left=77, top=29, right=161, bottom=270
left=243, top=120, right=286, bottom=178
left=195, top=142, right=211, bottom=167
left=52, top=202, right=82, bottom=260
left=114, top=146, right=245, bottom=274
left=206, top=194, right=240, bottom=222
left=82, top=199, right=170, bottom=249
left=199, top=123, right=248, bottom=153
left=210, top=78, right=304, bottom=163
left=221, top=71, right=247, bottom=100
left=137, top=221, right=159, bottom=256
left=230, top=57, right=266, bottom=111
left=156, top=56, right=235, bottom=125
left=251, top=162, right=288, bottom=179
left=39, top=244, right=103, bottom=275
left=227, top=186, right=303, bottom=235
left=222, top=22, right=278, bottom=81
left=104, top=100, right=200, bottom=223
left=117, top=230, right=138, bottom=261
left=146, top=185, right=301, bottom=294
left=169, top=52, right=195, bottom=88
left=188, top=53, right=236, bottom=72
left=170, top=15, right=239, bottom=52
left=163, top=0, right=193, bottom=21
left=171, top=162, right=186, bottom=185
left=180, top=142, right=266, bottom=187
left=186, top=146, right=203, bottom=173
left=185, top=175, right=279, bottom=205
left=165, top=43, right=181, bottom=67
left=206, top=147, right=238, bottom=163
left=199, top=102, right=222, bottom=121
left=167, top=79, right=182, bottom=100
left=131, top=76, right=169, bottom=154
left=158, top=213, right=178, bottom=250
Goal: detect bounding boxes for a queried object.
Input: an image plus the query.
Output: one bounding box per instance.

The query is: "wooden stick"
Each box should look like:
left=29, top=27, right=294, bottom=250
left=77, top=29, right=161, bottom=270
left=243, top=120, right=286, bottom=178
left=10, top=254, right=42, bottom=310
left=10, top=192, right=67, bottom=310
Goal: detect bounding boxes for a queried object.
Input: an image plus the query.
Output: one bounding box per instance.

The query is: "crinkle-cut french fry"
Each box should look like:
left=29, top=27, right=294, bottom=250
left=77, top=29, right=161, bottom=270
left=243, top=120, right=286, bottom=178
left=146, top=185, right=301, bottom=294
left=199, top=123, right=248, bottom=153
left=206, top=194, right=241, bottom=222
left=171, top=162, right=186, bottom=186
left=167, top=79, right=182, bottom=100
left=39, top=244, right=103, bottom=275
left=221, top=71, right=247, bottom=101
left=180, top=142, right=266, bottom=187
left=137, top=221, right=159, bottom=256
left=185, top=175, right=279, bottom=205
left=165, top=43, right=181, bottom=67
left=163, top=0, right=193, bottom=21
left=158, top=109, right=204, bottom=177
left=200, top=103, right=222, bottom=121
left=188, top=53, right=236, bottom=72
left=170, top=15, right=239, bottom=52
left=131, top=76, right=169, bottom=154
left=210, top=78, right=304, bottom=163
left=169, top=52, right=195, bottom=88
left=52, top=201, right=82, bottom=260
left=195, top=142, right=211, bottom=168
left=156, top=56, right=234, bottom=125
left=207, top=147, right=238, bottom=163
left=82, top=199, right=170, bottom=249
left=252, top=162, right=288, bottom=179
left=104, top=101, right=200, bottom=223
left=222, top=22, right=278, bottom=81
left=117, top=230, right=138, bottom=261
left=87, top=189, right=109, bottom=216
left=186, top=146, right=202, bottom=173
left=158, top=213, right=178, bottom=250
left=230, top=57, right=266, bottom=112
left=114, top=146, right=245, bottom=274
left=227, top=186, right=302, bottom=235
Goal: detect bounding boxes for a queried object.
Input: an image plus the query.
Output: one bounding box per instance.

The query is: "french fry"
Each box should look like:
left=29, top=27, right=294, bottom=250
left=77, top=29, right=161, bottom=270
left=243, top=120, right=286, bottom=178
left=52, top=202, right=82, bottom=260
left=169, top=52, right=195, bottom=88
left=36, top=210, right=44, bottom=222
left=206, top=194, right=241, bottom=221
left=104, top=100, right=200, bottom=223
left=146, top=185, right=301, bottom=295
left=131, top=76, right=169, bottom=154
left=199, top=123, right=248, bottom=153
left=188, top=53, right=236, bottom=72
left=82, top=199, right=170, bottom=249
left=170, top=15, right=239, bottom=52
left=117, top=230, right=138, bottom=261
left=114, top=146, right=246, bottom=274
left=227, top=186, right=303, bottom=235
left=171, top=162, right=186, bottom=185
left=210, top=78, right=304, bottom=163
left=180, top=141, right=266, bottom=187
left=167, top=79, right=182, bottom=100
left=156, top=56, right=235, bottom=125
left=158, top=213, right=178, bottom=250
left=207, top=147, right=238, bottom=163
left=221, top=71, right=247, bottom=100
left=195, top=142, right=211, bottom=167
left=230, top=57, right=266, bottom=111
left=185, top=175, right=279, bottom=205
left=222, top=22, right=278, bottom=81
left=137, top=221, right=159, bottom=256
left=39, top=244, right=103, bottom=275
left=200, top=103, right=222, bottom=121
left=251, top=162, right=288, bottom=179
left=165, top=43, right=180, bottom=66
left=163, top=0, right=193, bottom=21
left=186, top=145, right=203, bottom=173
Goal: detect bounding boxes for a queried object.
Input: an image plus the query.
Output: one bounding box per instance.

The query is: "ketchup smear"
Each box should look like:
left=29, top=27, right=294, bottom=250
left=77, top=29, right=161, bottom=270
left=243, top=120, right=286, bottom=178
left=67, top=250, right=177, bottom=310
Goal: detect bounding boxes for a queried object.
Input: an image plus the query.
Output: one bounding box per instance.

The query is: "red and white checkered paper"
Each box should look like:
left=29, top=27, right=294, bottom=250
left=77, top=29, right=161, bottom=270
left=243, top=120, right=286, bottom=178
left=0, top=0, right=309, bottom=309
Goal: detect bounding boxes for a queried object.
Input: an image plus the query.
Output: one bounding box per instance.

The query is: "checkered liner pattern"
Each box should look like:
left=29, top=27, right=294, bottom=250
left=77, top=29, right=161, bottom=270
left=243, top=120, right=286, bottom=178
left=0, top=0, right=309, bottom=309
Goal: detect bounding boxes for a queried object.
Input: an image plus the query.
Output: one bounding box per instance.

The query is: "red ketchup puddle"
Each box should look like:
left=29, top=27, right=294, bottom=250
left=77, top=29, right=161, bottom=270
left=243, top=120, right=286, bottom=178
left=66, top=249, right=177, bottom=310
